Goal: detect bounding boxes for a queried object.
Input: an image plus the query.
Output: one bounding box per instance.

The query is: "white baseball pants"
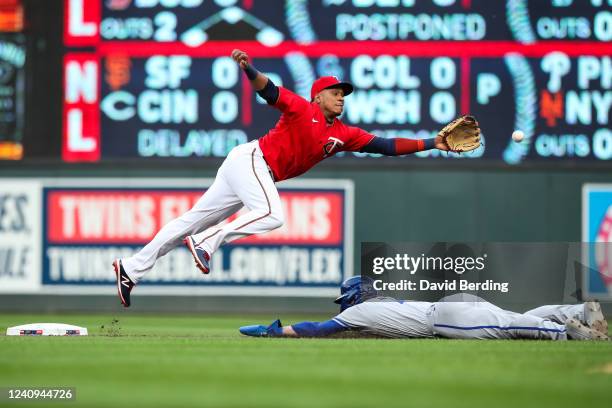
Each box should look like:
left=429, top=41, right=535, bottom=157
left=429, top=301, right=568, bottom=340
left=122, top=141, right=284, bottom=283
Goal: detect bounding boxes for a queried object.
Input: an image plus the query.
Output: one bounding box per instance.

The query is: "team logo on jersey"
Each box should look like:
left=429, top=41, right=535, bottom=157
left=323, top=137, right=344, bottom=157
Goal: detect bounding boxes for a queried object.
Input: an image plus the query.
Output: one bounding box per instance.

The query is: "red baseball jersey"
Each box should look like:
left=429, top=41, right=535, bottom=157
left=258, top=87, right=374, bottom=182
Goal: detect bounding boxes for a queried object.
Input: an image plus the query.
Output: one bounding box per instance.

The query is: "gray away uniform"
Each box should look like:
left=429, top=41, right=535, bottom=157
left=332, top=298, right=583, bottom=340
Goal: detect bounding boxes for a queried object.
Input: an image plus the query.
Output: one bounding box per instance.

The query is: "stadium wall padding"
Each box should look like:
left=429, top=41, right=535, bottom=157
left=1, top=165, right=610, bottom=313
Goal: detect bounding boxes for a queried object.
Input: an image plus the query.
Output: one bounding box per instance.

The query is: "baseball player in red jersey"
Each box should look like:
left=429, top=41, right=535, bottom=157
left=112, top=49, right=451, bottom=307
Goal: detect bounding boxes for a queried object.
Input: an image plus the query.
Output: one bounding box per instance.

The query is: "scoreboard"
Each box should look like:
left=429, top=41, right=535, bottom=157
left=62, top=0, right=611, bottom=163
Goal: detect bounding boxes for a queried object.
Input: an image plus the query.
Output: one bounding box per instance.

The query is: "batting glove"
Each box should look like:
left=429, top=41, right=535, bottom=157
left=239, top=319, right=283, bottom=337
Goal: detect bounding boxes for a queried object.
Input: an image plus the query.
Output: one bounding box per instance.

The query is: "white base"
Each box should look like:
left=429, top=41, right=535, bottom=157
left=6, top=323, right=88, bottom=336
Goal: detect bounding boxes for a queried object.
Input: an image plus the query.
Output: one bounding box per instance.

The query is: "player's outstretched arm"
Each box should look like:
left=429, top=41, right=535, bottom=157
left=361, top=135, right=448, bottom=156
left=239, top=319, right=347, bottom=338
left=358, top=115, right=481, bottom=155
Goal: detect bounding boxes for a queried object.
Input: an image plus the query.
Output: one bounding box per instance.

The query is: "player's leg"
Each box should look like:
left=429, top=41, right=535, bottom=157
left=430, top=301, right=568, bottom=340
left=523, top=304, right=584, bottom=324
left=120, top=173, right=243, bottom=283
left=525, top=302, right=607, bottom=334
left=187, top=142, right=283, bottom=257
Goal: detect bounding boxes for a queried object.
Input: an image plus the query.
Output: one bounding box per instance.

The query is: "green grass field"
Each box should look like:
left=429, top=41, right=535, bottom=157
left=1, top=313, right=611, bottom=408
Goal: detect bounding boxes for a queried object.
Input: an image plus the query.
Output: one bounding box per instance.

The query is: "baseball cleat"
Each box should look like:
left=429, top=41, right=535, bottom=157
left=113, top=259, right=135, bottom=308
left=584, top=301, right=608, bottom=335
left=566, top=318, right=609, bottom=341
left=183, top=236, right=211, bottom=274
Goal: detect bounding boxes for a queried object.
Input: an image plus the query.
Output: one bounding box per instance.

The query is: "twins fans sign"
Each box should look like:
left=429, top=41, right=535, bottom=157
left=2, top=178, right=353, bottom=297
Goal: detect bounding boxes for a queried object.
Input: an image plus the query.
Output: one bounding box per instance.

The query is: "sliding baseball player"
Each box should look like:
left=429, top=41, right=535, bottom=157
left=239, top=277, right=609, bottom=341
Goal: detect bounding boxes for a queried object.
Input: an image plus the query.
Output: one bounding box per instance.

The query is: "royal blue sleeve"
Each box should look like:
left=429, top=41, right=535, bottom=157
left=291, top=319, right=347, bottom=337
left=256, top=78, right=280, bottom=105
left=361, top=136, right=438, bottom=155
left=361, top=136, right=395, bottom=155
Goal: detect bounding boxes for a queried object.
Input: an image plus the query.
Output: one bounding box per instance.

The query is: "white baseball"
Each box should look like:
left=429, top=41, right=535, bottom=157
left=512, top=130, right=524, bottom=143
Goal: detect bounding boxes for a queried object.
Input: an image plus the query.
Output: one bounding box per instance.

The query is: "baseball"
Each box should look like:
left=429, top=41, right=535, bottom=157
left=512, top=130, right=524, bottom=142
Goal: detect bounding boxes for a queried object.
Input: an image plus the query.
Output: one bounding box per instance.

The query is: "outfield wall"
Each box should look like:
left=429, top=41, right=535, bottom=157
left=1, top=164, right=611, bottom=314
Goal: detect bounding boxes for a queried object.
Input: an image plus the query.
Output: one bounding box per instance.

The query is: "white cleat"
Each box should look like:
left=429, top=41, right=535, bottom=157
left=566, top=318, right=609, bottom=341
left=584, top=301, right=608, bottom=335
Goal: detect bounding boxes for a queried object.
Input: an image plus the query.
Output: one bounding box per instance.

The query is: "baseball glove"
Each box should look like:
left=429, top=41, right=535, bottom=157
left=239, top=319, right=283, bottom=337
left=438, top=115, right=481, bottom=153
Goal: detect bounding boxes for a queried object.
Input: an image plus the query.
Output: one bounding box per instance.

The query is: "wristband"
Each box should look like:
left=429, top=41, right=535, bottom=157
left=423, top=138, right=437, bottom=150
left=243, top=64, right=258, bottom=80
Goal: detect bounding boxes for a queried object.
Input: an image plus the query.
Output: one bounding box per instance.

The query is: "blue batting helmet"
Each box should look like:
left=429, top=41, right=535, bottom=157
left=334, top=276, right=378, bottom=312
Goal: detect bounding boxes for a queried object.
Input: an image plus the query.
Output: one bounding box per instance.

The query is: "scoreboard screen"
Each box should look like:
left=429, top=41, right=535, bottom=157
left=62, top=0, right=611, bottom=164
